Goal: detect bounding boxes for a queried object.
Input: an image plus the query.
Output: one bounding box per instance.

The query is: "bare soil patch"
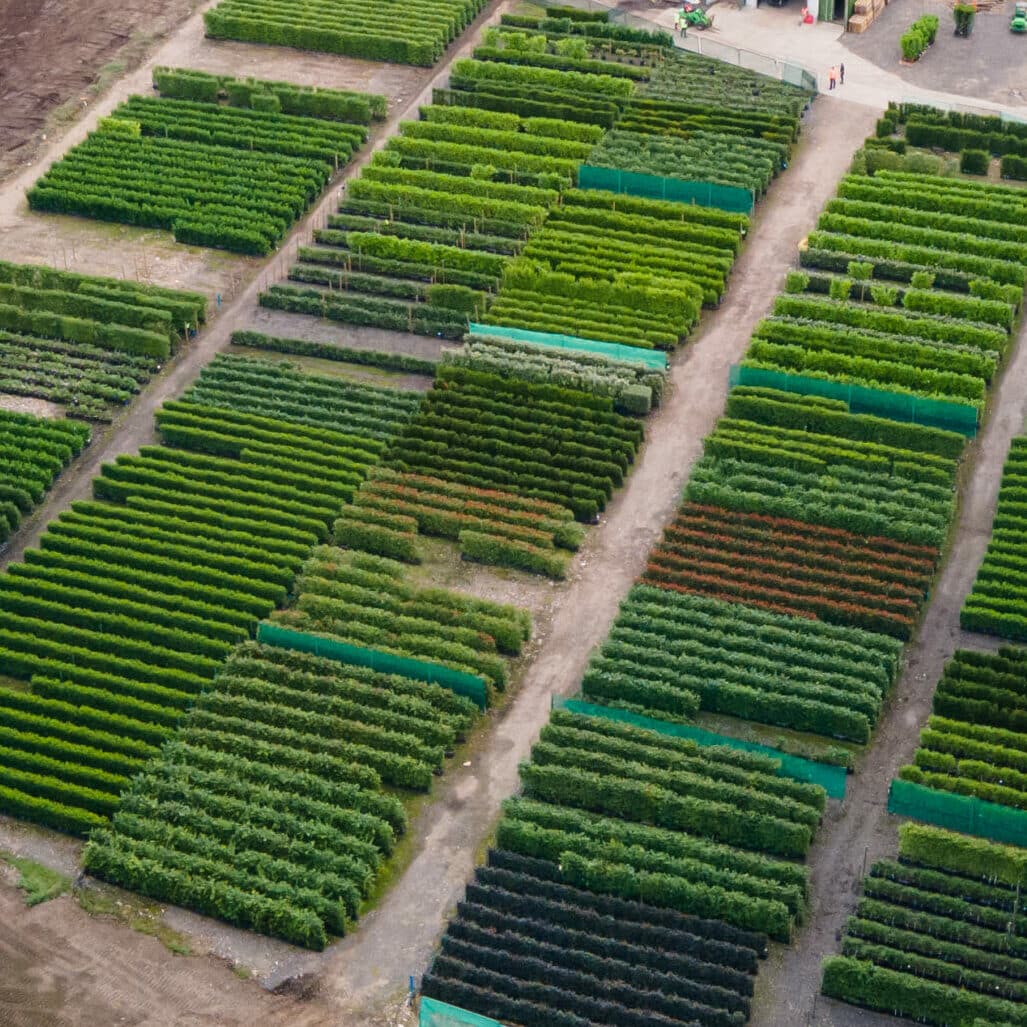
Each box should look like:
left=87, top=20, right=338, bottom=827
left=0, top=0, right=201, bottom=181
left=0, top=878, right=336, bottom=1027
left=0, top=393, right=65, bottom=418
left=0, top=214, right=256, bottom=302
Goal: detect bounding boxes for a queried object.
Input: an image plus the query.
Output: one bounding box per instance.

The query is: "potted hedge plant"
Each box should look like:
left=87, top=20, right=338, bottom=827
left=954, top=3, right=976, bottom=36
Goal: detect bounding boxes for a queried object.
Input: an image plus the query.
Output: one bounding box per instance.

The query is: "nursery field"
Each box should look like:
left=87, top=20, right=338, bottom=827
left=424, top=706, right=825, bottom=1025
left=889, top=102, right=1027, bottom=181
left=85, top=640, right=481, bottom=949
left=271, top=547, right=529, bottom=700
left=265, top=92, right=599, bottom=341
left=823, top=823, right=1027, bottom=1026
left=0, top=260, right=205, bottom=421
left=0, top=413, right=90, bottom=545
left=478, top=191, right=743, bottom=351
left=419, top=102, right=1027, bottom=1027
left=22, top=3, right=1027, bottom=1026
left=263, top=13, right=805, bottom=353
left=607, top=117, right=1027, bottom=777
left=424, top=848, right=765, bottom=1027
left=583, top=585, right=902, bottom=744
left=203, top=0, right=491, bottom=66
left=382, top=366, right=642, bottom=521
left=29, top=73, right=385, bottom=256
left=896, top=648, right=1027, bottom=817
left=644, top=499, right=937, bottom=638
left=0, top=356, right=416, bottom=837
left=80, top=494, right=534, bottom=943
left=961, top=434, right=1027, bottom=641
left=448, top=332, right=667, bottom=413
left=339, top=363, right=643, bottom=575
left=760, top=211, right=1021, bottom=411
left=488, top=11, right=805, bottom=196
left=686, top=392, right=959, bottom=547
left=756, top=110, right=1027, bottom=430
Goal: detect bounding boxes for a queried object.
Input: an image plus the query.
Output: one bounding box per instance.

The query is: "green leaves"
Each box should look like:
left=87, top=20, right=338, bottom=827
left=203, top=0, right=486, bottom=65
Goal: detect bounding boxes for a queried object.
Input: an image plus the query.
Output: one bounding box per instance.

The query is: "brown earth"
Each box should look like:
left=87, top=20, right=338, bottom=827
left=0, top=0, right=202, bottom=181
left=0, top=393, right=64, bottom=418
left=0, top=883, right=340, bottom=1027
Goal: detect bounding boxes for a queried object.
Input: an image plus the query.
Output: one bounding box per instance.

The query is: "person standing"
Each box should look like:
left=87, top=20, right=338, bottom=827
left=839, top=62, right=845, bottom=84
left=828, top=65, right=837, bottom=90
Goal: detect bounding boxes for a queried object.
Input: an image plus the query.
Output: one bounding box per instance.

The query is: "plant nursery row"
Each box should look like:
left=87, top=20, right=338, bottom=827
left=823, top=823, right=1027, bottom=1026
left=423, top=707, right=826, bottom=1026
left=29, top=75, right=385, bottom=255
left=204, top=0, right=490, bottom=66
left=961, top=434, right=1027, bottom=640
left=0, top=260, right=204, bottom=419
left=0, top=357, right=412, bottom=836
left=84, top=637, right=479, bottom=949
left=0, top=412, right=90, bottom=543
left=418, top=106, right=1027, bottom=1027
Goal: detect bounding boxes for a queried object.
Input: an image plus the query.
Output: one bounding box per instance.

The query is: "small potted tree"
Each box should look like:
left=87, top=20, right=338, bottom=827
left=954, top=2, right=976, bottom=36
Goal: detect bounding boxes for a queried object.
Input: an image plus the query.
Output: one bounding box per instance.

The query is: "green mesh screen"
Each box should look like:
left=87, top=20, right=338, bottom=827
left=467, top=323, right=668, bottom=370
left=420, top=998, right=505, bottom=1027
left=554, top=697, right=846, bottom=798
left=256, top=622, right=489, bottom=709
left=730, top=365, right=979, bottom=436
left=578, top=165, right=754, bottom=214
left=888, top=778, right=1027, bottom=847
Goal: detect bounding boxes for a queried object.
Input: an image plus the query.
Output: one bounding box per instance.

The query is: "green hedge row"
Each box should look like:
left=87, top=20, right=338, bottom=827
left=477, top=851, right=766, bottom=965
left=84, top=838, right=330, bottom=949
left=821, top=957, right=1027, bottom=1026
left=459, top=529, right=568, bottom=579
left=204, top=0, right=488, bottom=65
left=153, top=67, right=386, bottom=123
left=520, top=761, right=812, bottom=859
left=29, top=101, right=343, bottom=254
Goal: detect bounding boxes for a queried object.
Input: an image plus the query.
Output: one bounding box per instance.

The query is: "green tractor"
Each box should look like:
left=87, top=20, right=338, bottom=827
left=675, top=3, right=714, bottom=31
left=1012, top=1, right=1027, bottom=33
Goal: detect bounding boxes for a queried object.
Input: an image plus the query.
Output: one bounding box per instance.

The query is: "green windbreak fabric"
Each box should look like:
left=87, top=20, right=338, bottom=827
left=731, top=364, right=979, bottom=436
left=420, top=998, right=505, bottom=1027
left=555, top=696, right=846, bottom=798
left=256, top=622, right=489, bottom=708
left=888, top=778, right=1027, bottom=847
left=579, top=164, right=754, bottom=213
left=467, top=323, right=669, bottom=369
